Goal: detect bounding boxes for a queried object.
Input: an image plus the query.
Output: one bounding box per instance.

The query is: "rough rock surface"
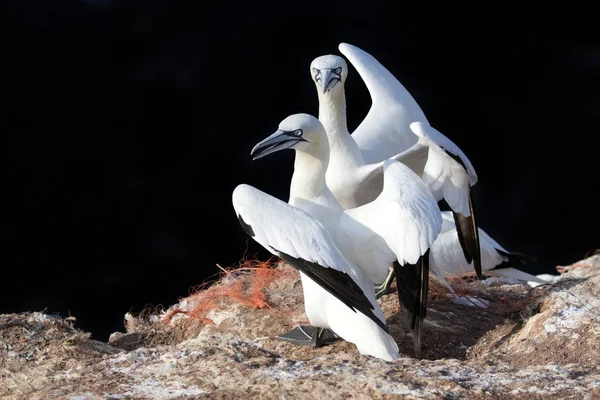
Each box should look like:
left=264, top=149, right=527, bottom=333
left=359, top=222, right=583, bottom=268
left=1, top=255, right=599, bottom=399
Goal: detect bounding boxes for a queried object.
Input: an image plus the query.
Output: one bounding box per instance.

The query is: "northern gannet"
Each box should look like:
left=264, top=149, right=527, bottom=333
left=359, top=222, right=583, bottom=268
left=232, top=184, right=400, bottom=361
left=251, top=113, right=442, bottom=357
left=310, top=43, right=483, bottom=292
left=431, top=212, right=548, bottom=285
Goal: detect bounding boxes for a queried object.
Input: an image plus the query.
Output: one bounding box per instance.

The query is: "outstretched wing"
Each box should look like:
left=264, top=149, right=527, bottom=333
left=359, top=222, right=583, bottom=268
left=338, top=41, right=482, bottom=279
left=231, top=184, right=388, bottom=332
left=339, top=42, right=426, bottom=163
left=339, top=42, right=478, bottom=195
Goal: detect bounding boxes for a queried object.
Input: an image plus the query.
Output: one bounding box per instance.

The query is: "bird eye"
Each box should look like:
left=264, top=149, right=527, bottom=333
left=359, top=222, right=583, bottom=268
left=334, top=67, right=342, bottom=75
left=312, top=68, right=321, bottom=79
left=294, top=130, right=302, bottom=137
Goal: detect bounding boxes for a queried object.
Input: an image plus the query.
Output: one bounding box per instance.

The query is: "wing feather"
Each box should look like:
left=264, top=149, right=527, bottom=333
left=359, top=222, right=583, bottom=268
left=429, top=212, right=534, bottom=278
left=344, top=160, right=442, bottom=267
left=410, top=121, right=477, bottom=186
left=339, top=42, right=426, bottom=163
left=231, top=184, right=388, bottom=332
left=339, top=42, right=478, bottom=213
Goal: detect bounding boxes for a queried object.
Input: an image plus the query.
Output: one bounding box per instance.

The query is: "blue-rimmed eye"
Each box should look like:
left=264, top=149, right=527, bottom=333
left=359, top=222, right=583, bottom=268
left=334, top=67, right=342, bottom=75
left=294, top=130, right=302, bottom=137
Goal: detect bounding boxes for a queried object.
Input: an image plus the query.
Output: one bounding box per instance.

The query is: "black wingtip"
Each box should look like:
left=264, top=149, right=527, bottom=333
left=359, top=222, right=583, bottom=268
left=491, top=249, right=539, bottom=271
left=276, top=251, right=389, bottom=334
left=453, top=190, right=482, bottom=280
left=413, top=318, right=422, bottom=359
left=394, top=250, right=429, bottom=358
left=237, top=213, right=255, bottom=237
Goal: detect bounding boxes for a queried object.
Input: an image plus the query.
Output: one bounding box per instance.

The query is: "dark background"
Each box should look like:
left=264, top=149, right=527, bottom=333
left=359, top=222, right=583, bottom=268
left=2, top=2, right=598, bottom=341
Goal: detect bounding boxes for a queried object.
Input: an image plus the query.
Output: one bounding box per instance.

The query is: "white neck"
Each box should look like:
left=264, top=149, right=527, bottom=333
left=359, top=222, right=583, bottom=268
left=317, top=88, right=349, bottom=140
left=317, top=87, right=364, bottom=165
left=289, top=142, right=329, bottom=202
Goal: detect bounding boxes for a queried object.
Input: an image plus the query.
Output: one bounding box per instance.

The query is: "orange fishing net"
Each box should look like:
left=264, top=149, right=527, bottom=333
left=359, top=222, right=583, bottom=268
left=164, top=255, right=282, bottom=326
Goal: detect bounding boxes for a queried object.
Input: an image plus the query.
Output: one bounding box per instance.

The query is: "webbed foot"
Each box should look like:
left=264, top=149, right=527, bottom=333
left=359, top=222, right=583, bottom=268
left=276, top=326, right=338, bottom=347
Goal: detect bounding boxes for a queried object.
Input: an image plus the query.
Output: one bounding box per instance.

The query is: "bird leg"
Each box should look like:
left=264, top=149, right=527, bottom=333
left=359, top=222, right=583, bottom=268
left=276, top=326, right=338, bottom=347
left=374, top=265, right=396, bottom=299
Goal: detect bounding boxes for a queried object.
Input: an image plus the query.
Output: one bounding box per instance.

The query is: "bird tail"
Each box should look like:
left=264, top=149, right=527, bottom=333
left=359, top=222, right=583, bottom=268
left=486, top=249, right=547, bottom=283
left=494, top=249, right=538, bottom=266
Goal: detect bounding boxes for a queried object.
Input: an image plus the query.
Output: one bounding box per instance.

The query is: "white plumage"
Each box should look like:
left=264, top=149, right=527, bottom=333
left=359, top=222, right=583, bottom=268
left=343, top=158, right=441, bottom=268
left=251, top=113, right=442, bottom=357
left=232, top=184, right=400, bottom=361
left=310, top=43, right=483, bottom=279
left=333, top=43, right=545, bottom=289
left=311, top=44, right=477, bottom=215
left=229, top=42, right=544, bottom=362
left=430, top=212, right=548, bottom=285
left=409, top=122, right=477, bottom=216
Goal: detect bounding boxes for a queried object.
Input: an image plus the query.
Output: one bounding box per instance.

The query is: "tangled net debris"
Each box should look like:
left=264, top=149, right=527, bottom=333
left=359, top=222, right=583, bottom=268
left=163, top=255, right=283, bottom=326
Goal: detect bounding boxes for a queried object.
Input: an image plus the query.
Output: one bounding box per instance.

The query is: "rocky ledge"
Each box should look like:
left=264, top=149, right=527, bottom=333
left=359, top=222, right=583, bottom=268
left=1, top=255, right=599, bottom=399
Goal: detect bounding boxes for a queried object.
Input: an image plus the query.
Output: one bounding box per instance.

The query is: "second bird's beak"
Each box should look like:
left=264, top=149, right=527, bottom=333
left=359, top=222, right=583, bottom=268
left=318, top=69, right=333, bottom=94
left=315, top=68, right=341, bottom=94
left=251, top=130, right=301, bottom=160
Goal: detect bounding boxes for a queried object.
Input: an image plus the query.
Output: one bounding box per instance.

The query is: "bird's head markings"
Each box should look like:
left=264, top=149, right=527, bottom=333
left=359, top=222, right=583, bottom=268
left=310, top=55, right=347, bottom=94
left=250, top=113, right=326, bottom=159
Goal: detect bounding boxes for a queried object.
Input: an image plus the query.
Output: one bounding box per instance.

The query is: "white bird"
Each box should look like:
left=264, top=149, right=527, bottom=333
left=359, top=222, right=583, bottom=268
left=430, top=212, right=548, bottom=285
left=232, top=184, right=400, bottom=361
left=310, top=43, right=483, bottom=287
left=251, top=113, right=442, bottom=357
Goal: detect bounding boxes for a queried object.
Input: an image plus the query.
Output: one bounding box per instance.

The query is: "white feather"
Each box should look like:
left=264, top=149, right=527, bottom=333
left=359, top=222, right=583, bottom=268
left=344, top=159, right=442, bottom=268
left=249, top=113, right=445, bottom=358
left=232, top=184, right=400, bottom=361
left=431, top=211, right=548, bottom=285
left=337, top=43, right=425, bottom=162
left=233, top=184, right=350, bottom=275
left=335, top=43, right=478, bottom=217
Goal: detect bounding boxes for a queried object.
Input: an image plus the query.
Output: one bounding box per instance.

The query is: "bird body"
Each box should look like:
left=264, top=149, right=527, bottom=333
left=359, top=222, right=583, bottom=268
left=431, top=212, right=547, bottom=285
left=231, top=42, right=543, bottom=362
left=232, top=183, right=400, bottom=361
left=310, top=43, right=483, bottom=279
left=251, top=113, right=442, bottom=357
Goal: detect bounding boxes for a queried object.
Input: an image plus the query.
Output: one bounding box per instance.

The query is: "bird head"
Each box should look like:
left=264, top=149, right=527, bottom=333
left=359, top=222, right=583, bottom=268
left=250, top=113, right=326, bottom=160
left=310, top=55, right=348, bottom=95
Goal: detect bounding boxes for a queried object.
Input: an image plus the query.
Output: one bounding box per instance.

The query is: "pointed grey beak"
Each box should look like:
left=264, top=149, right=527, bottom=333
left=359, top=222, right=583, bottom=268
left=315, top=68, right=341, bottom=94
left=250, top=130, right=304, bottom=160
left=319, top=69, right=333, bottom=94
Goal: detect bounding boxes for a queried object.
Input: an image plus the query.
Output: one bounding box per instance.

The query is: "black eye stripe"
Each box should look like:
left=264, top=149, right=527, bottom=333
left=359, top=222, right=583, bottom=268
left=313, top=68, right=342, bottom=72
left=281, top=129, right=303, bottom=138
